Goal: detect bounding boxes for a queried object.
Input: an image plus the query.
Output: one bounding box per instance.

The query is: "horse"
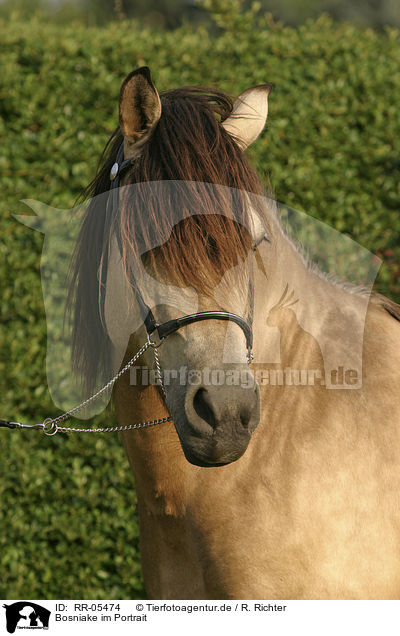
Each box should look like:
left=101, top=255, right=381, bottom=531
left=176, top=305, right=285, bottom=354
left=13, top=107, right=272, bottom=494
left=70, top=67, right=400, bottom=599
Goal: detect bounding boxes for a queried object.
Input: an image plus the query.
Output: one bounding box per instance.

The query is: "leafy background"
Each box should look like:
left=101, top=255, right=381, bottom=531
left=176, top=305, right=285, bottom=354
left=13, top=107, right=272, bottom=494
left=0, top=0, right=399, bottom=599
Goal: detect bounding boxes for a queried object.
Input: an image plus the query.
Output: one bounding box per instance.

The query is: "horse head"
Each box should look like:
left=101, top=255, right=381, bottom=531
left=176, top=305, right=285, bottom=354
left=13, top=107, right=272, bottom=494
left=72, top=67, right=272, bottom=466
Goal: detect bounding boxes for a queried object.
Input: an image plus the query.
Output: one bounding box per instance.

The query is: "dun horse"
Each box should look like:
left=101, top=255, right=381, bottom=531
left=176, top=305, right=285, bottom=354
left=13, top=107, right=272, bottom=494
left=71, top=67, right=400, bottom=599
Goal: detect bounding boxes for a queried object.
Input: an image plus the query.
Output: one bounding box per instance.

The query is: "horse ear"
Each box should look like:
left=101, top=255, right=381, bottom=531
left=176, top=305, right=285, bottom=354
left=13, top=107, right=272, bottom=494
left=222, top=84, right=272, bottom=150
left=119, top=67, right=162, bottom=156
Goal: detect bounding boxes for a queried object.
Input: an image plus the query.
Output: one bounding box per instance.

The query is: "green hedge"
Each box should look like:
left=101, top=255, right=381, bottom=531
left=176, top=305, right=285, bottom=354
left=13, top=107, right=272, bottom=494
left=1, top=0, right=399, bottom=599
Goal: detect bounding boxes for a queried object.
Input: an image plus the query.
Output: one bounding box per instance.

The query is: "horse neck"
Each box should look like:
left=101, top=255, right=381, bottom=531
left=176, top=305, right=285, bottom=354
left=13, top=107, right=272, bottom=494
left=252, top=220, right=370, bottom=377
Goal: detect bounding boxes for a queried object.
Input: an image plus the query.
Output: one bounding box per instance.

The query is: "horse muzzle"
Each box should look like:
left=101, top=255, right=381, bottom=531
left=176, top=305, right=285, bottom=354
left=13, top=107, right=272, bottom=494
left=178, top=375, right=261, bottom=466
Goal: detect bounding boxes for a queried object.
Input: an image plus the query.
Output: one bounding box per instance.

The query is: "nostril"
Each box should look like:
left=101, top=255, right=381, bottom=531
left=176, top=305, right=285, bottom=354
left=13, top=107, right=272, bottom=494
left=240, top=409, right=251, bottom=429
left=193, top=388, right=216, bottom=429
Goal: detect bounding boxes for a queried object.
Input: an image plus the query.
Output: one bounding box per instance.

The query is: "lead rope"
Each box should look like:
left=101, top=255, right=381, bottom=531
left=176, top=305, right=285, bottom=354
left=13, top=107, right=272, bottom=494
left=1, top=337, right=172, bottom=436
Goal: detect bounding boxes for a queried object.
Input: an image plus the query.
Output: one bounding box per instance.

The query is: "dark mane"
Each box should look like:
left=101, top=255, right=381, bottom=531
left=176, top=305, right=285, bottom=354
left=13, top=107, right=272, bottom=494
left=69, top=85, right=267, bottom=394
left=374, top=294, right=400, bottom=322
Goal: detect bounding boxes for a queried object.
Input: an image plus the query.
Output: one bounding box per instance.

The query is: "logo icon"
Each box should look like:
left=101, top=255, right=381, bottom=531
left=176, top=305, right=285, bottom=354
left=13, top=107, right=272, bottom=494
left=3, top=602, right=50, bottom=633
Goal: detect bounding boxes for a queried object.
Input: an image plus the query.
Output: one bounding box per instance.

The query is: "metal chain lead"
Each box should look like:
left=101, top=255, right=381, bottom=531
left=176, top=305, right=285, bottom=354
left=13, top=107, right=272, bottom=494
left=152, top=343, right=166, bottom=398
left=46, top=415, right=173, bottom=436
left=2, top=316, right=254, bottom=436
left=42, top=338, right=172, bottom=436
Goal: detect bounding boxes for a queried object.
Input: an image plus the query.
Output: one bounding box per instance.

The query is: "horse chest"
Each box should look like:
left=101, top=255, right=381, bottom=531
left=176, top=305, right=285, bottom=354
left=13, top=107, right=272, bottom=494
left=138, top=430, right=400, bottom=600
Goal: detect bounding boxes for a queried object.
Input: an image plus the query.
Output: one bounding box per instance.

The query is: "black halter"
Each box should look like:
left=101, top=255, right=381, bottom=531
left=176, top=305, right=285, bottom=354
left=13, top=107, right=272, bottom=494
left=104, top=143, right=254, bottom=361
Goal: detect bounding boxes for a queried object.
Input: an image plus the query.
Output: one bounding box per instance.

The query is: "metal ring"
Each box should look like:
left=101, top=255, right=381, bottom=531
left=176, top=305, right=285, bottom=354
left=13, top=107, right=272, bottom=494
left=146, top=332, right=164, bottom=348
left=42, top=418, right=58, bottom=436
left=148, top=340, right=163, bottom=349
